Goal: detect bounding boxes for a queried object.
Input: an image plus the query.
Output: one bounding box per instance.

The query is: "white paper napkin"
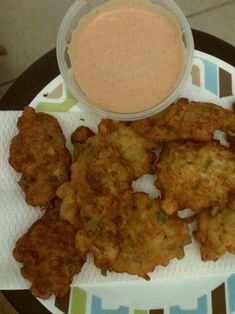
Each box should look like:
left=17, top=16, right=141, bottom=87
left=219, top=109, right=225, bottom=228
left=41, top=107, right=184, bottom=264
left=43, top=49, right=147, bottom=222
left=0, top=111, right=100, bottom=289
left=0, top=95, right=235, bottom=290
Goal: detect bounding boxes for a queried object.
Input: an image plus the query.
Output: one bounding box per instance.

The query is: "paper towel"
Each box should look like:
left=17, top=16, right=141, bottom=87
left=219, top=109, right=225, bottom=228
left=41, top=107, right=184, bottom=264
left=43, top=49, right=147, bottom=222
left=0, top=96, right=235, bottom=290
left=0, top=110, right=100, bottom=289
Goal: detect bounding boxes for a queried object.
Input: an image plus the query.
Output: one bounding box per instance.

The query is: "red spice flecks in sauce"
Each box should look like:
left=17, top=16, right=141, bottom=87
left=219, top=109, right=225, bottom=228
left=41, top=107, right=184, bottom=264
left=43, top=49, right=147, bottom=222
left=68, top=0, right=185, bottom=113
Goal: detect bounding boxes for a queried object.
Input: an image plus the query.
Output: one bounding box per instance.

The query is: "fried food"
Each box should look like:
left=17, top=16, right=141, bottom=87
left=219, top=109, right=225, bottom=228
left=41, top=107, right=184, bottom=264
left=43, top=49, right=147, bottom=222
left=57, top=140, right=134, bottom=224
left=9, top=107, right=71, bottom=207
left=194, top=206, right=235, bottom=261
left=11, top=99, right=235, bottom=295
left=71, top=126, right=95, bottom=145
left=98, top=119, right=157, bottom=178
left=71, top=126, right=95, bottom=161
left=109, top=193, right=191, bottom=279
left=156, top=141, right=235, bottom=215
left=76, top=193, right=191, bottom=279
left=130, top=98, right=235, bottom=142
left=57, top=139, right=134, bottom=268
left=58, top=123, right=191, bottom=277
left=13, top=199, right=84, bottom=299
left=58, top=124, right=142, bottom=270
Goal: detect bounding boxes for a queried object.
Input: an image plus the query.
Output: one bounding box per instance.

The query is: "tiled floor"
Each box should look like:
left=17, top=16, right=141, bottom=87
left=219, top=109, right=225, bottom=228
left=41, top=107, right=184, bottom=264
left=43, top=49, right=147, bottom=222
left=0, top=0, right=234, bottom=100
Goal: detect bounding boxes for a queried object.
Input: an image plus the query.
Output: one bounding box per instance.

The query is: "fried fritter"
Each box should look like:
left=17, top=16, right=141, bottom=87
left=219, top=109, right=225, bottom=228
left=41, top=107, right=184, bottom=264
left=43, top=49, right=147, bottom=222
left=71, top=126, right=95, bottom=145
left=57, top=140, right=134, bottom=269
left=76, top=193, right=191, bottom=279
left=156, top=141, right=235, bottom=215
left=58, top=123, right=191, bottom=277
left=9, top=107, right=71, bottom=207
left=71, top=126, right=95, bottom=161
left=58, top=124, right=141, bottom=270
left=71, top=120, right=156, bottom=181
left=105, top=193, right=191, bottom=278
left=58, top=141, right=134, bottom=225
left=98, top=119, right=157, bottom=178
left=75, top=219, right=122, bottom=273
left=194, top=206, right=235, bottom=261
left=13, top=199, right=84, bottom=299
left=130, top=98, right=235, bottom=142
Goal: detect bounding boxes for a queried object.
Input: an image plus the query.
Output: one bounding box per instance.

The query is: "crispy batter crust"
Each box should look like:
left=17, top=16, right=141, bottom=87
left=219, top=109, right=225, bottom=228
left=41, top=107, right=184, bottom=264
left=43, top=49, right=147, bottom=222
left=72, top=126, right=96, bottom=162
left=98, top=119, right=157, bottom=178
left=194, top=206, right=235, bottom=261
left=13, top=199, right=85, bottom=299
left=9, top=107, right=71, bottom=207
left=156, top=141, right=235, bottom=215
left=109, top=193, right=191, bottom=278
left=130, top=98, right=235, bottom=142
left=58, top=123, right=159, bottom=274
left=71, top=126, right=95, bottom=145
left=57, top=140, right=134, bottom=268
left=11, top=99, right=235, bottom=295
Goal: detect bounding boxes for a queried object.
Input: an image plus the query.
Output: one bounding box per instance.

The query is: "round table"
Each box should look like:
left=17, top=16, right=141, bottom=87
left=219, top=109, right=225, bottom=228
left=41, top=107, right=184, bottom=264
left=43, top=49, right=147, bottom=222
left=0, top=29, right=235, bottom=314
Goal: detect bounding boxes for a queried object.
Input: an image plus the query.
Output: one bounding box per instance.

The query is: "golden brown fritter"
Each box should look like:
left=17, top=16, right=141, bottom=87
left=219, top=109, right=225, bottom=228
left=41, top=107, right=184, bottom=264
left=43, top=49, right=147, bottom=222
left=130, top=98, right=235, bottom=142
left=9, top=107, right=71, bottom=207
left=105, top=193, right=191, bottom=278
left=57, top=140, right=134, bottom=269
left=58, top=123, right=191, bottom=277
left=71, top=126, right=95, bottom=161
left=194, top=206, right=235, bottom=261
left=98, top=119, right=157, bottom=178
left=76, top=228, right=120, bottom=273
left=76, top=193, right=191, bottom=279
left=156, top=141, right=235, bottom=215
left=60, top=119, right=157, bottom=232
left=71, top=126, right=95, bottom=145
left=57, top=140, right=134, bottom=225
left=13, top=199, right=85, bottom=299
left=10, top=99, right=235, bottom=295
left=71, top=120, right=157, bottom=179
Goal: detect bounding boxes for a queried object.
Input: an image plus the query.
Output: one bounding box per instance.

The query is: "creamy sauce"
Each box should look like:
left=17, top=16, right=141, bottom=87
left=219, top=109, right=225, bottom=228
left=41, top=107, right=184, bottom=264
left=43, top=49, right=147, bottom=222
left=69, top=0, right=185, bottom=113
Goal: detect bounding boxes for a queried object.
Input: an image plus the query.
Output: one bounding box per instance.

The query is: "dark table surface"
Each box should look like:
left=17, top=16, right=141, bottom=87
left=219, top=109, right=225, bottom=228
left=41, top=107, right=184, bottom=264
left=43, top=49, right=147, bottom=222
left=0, top=29, right=235, bottom=314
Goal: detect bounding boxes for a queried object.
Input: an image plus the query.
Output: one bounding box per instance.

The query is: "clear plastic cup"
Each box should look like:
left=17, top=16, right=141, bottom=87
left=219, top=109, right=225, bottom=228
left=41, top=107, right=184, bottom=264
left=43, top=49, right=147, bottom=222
left=57, top=0, right=194, bottom=121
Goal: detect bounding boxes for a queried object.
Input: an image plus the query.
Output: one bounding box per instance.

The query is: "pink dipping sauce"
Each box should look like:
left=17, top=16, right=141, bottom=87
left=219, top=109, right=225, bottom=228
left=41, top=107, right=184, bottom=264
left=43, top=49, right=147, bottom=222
left=68, top=0, right=185, bottom=113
